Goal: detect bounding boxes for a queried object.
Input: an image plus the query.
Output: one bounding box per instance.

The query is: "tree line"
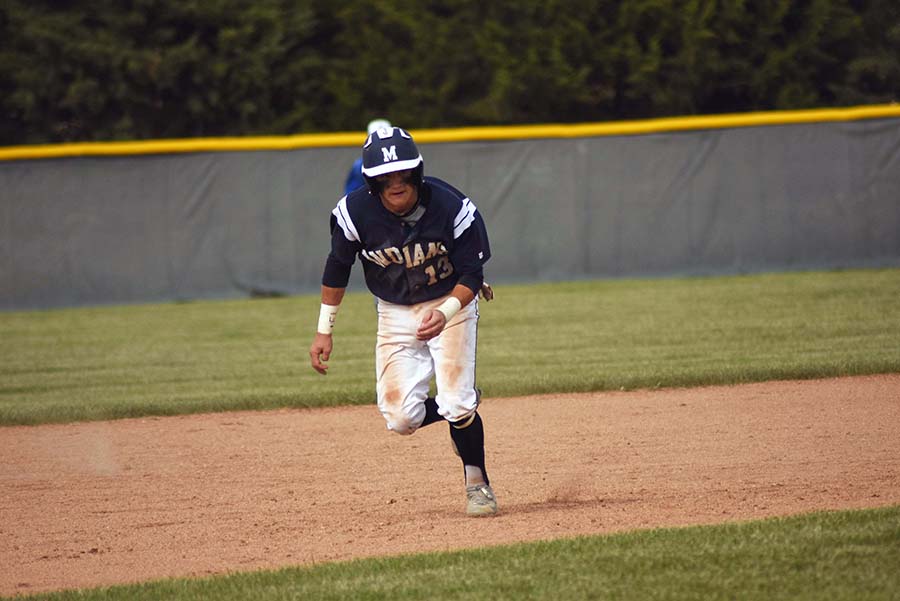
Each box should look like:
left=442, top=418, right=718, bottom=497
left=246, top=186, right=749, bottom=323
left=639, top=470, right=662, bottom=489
left=1, top=0, right=898, bottom=145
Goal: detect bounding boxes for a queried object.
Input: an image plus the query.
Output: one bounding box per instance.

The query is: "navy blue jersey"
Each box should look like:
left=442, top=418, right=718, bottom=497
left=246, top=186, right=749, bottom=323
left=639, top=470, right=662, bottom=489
left=323, top=176, right=491, bottom=305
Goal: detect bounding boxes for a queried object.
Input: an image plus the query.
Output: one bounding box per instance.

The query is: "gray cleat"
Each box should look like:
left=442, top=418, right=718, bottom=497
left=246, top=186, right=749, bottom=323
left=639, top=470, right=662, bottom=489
left=466, top=483, right=498, bottom=516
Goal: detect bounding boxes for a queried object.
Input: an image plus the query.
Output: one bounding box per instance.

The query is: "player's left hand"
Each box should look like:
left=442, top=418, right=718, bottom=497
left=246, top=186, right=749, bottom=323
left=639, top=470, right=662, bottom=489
left=416, top=310, right=446, bottom=340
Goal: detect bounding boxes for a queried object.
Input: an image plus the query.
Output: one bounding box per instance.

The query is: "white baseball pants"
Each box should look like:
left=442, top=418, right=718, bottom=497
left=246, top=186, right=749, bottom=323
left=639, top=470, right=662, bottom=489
left=374, top=294, right=479, bottom=434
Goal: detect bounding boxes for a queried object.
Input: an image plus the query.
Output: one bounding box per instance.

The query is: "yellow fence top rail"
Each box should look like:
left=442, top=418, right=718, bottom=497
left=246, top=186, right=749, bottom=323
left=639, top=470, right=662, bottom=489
left=2, top=104, right=899, bottom=162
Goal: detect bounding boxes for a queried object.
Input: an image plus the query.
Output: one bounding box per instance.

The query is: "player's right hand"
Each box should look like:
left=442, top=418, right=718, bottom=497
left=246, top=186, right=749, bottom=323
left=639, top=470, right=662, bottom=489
left=309, top=333, right=333, bottom=375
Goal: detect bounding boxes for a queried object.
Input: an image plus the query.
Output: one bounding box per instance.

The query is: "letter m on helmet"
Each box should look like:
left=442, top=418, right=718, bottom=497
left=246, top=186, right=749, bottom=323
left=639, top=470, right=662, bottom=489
left=382, top=145, right=398, bottom=163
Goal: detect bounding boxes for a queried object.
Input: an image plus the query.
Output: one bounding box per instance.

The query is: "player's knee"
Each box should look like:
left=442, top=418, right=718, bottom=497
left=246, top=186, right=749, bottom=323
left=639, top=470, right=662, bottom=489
left=438, top=389, right=479, bottom=425
left=384, top=405, right=426, bottom=436
left=388, top=415, right=419, bottom=435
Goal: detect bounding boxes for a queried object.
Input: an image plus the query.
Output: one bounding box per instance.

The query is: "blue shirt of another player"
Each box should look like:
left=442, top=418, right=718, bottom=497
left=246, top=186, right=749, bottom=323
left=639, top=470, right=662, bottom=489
left=344, top=157, right=366, bottom=196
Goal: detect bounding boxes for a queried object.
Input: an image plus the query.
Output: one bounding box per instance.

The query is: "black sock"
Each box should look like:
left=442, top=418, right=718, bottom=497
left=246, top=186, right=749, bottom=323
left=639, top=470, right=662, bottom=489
left=449, top=412, right=489, bottom=485
left=420, top=397, right=444, bottom=427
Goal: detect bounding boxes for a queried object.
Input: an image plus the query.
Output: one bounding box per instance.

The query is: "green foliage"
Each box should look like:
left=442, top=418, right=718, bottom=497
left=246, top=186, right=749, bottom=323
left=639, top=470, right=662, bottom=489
left=18, top=505, right=900, bottom=600
left=1, top=0, right=898, bottom=144
left=0, top=0, right=331, bottom=143
left=1, top=268, right=898, bottom=426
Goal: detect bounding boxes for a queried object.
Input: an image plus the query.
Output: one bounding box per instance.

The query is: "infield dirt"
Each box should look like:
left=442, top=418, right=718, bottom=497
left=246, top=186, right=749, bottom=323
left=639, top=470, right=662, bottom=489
left=2, top=374, right=899, bottom=596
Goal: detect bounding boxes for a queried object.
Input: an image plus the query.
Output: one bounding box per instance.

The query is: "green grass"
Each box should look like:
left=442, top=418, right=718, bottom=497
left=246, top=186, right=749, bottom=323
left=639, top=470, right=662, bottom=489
left=2, top=268, right=899, bottom=425
left=15, top=505, right=900, bottom=601
left=4, top=269, right=899, bottom=600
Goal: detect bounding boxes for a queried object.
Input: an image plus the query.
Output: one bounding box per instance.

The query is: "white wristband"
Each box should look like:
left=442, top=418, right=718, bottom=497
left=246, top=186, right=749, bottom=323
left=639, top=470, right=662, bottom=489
left=317, top=303, right=339, bottom=335
left=435, top=296, right=462, bottom=322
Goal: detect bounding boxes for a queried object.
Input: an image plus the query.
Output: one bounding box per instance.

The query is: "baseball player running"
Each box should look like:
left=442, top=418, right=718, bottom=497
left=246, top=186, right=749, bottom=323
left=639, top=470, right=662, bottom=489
left=309, top=126, right=498, bottom=516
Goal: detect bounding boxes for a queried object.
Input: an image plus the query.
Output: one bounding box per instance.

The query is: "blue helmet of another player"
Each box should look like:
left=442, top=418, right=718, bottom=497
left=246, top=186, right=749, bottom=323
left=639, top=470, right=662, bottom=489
left=361, top=126, right=424, bottom=195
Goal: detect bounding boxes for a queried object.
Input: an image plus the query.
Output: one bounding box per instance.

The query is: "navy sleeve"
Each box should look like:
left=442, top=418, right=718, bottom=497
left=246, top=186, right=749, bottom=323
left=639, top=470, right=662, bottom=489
left=449, top=209, right=491, bottom=296
left=322, top=213, right=359, bottom=288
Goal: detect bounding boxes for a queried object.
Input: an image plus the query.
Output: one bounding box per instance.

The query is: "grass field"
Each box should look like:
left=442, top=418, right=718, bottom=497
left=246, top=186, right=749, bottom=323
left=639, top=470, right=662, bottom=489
left=15, top=506, right=900, bottom=601
left=1, top=268, right=899, bottom=426
left=3, top=268, right=899, bottom=600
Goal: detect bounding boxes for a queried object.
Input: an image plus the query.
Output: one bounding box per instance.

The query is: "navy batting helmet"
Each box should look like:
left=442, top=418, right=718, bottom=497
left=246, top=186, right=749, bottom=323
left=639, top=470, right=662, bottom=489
left=361, top=126, right=424, bottom=195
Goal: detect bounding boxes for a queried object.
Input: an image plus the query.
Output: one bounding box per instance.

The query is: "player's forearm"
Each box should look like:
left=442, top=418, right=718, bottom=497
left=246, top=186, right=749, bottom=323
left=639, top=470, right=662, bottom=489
left=321, top=285, right=345, bottom=306
left=450, top=283, right=475, bottom=308
left=315, top=286, right=345, bottom=337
